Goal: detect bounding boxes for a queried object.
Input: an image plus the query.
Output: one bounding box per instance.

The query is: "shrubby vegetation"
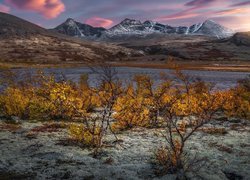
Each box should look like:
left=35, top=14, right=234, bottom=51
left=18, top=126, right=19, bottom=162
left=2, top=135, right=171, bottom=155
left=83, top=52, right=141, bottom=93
left=0, top=65, right=249, bottom=177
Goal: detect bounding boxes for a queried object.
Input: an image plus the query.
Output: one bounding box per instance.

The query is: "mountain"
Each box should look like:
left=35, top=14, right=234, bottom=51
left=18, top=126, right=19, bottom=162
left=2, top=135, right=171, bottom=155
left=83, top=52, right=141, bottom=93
left=54, top=18, right=234, bottom=40
left=102, top=19, right=234, bottom=39
left=191, top=20, right=234, bottom=38
left=54, top=18, right=106, bottom=38
left=230, top=32, right=250, bottom=46
left=0, top=12, right=141, bottom=64
left=106, top=18, right=146, bottom=34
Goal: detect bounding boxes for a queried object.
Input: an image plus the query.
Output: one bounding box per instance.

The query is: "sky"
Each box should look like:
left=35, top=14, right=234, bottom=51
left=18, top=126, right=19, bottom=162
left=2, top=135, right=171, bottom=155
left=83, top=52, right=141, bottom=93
left=0, top=0, right=250, bottom=31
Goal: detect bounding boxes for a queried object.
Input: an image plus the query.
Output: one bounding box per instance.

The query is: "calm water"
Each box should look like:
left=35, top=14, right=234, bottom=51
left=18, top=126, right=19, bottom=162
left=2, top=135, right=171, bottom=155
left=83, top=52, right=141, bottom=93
left=11, top=67, right=250, bottom=90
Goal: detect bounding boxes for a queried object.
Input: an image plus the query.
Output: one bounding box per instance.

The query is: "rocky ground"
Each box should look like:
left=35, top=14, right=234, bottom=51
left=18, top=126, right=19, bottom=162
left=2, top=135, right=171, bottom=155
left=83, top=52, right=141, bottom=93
left=0, top=118, right=249, bottom=180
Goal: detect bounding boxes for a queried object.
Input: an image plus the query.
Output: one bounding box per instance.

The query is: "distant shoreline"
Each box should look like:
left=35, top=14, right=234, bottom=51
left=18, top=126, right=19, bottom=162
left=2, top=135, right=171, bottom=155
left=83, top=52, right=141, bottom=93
left=0, top=61, right=250, bottom=72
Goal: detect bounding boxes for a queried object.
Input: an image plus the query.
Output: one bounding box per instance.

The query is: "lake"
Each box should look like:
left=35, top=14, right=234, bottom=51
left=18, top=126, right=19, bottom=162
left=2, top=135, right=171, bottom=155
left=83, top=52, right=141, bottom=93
left=10, top=67, right=250, bottom=90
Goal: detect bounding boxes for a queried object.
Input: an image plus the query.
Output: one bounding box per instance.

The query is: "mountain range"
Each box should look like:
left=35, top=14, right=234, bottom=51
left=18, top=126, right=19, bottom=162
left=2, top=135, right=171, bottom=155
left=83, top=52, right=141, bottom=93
left=54, top=18, right=234, bottom=39
left=0, top=12, right=249, bottom=64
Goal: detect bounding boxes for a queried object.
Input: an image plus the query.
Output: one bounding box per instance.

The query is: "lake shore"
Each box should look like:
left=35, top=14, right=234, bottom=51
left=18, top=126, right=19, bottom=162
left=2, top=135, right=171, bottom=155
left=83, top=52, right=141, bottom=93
left=1, top=61, right=250, bottom=72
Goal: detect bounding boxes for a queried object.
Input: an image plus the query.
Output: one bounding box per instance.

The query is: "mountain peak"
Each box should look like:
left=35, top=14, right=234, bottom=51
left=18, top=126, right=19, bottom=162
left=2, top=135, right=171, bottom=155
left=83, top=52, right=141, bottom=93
left=54, top=18, right=106, bottom=38
left=192, top=19, right=234, bottom=38
left=65, top=18, right=76, bottom=26
left=66, top=18, right=74, bottom=22
left=143, top=20, right=156, bottom=25
left=203, top=19, right=217, bottom=25
left=120, top=18, right=142, bottom=25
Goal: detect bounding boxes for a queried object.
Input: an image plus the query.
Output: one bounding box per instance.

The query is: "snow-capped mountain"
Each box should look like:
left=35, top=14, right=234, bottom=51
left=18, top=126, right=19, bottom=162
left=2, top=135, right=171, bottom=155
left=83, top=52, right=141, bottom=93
left=54, top=18, right=106, bottom=38
left=103, top=19, right=234, bottom=39
left=54, top=18, right=234, bottom=39
left=107, top=18, right=146, bottom=34
left=191, top=20, right=234, bottom=38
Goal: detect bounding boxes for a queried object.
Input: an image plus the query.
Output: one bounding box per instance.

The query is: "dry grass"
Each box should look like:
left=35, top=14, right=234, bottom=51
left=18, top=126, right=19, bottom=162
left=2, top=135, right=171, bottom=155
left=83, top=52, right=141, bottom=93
left=201, top=127, right=227, bottom=135
left=30, top=122, right=68, bottom=133
left=0, top=123, right=22, bottom=132
left=208, top=142, right=233, bottom=154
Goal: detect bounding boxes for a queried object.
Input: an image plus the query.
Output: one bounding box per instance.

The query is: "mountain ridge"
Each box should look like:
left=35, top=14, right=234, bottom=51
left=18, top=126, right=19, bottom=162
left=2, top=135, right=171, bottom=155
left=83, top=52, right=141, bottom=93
left=53, top=18, right=235, bottom=39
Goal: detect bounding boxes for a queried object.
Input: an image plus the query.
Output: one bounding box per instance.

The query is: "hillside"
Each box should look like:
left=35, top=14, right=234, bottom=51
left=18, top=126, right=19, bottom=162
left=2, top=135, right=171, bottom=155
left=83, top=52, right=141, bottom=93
left=230, top=32, right=250, bottom=46
left=0, top=12, right=49, bottom=37
left=0, top=12, right=141, bottom=64
left=111, top=33, right=250, bottom=62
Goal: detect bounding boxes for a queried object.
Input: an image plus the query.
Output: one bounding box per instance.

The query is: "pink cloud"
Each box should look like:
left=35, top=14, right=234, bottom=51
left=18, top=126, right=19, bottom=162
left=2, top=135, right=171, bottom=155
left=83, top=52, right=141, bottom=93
left=216, top=8, right=249, bottom=16
left=85, top=17, right=113, bottom=28
left=0, top=3, right=10, bottom=13
left=5, top=0, right=65, bottom=19
left=156, top=12, right=199, bottom=21
left=185, top=0, right=217, bottom=7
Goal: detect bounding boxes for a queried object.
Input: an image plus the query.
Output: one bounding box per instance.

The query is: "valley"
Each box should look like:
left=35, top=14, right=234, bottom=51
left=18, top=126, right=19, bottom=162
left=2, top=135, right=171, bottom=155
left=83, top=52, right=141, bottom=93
left=0, top=12, right=249, bottom=68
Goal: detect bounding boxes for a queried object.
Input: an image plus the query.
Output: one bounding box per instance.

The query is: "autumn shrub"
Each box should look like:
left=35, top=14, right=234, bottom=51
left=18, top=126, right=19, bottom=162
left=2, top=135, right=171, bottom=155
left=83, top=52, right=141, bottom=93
left=34, top=73, right=80, bottom=120
left=223, top=80, right=250, bottom=120
left=154, top=140, right=182, bottom=175
left=0, top=87, right=32, bottom=119
left=153, top=71, right=225, bottom=178
left=68, top=65, right=124, bottom=153
left=68, top=123, right=102, bottom=148
left=112, top=74, right=173, bottom=131
left=112, top=84, right=151, bottom=131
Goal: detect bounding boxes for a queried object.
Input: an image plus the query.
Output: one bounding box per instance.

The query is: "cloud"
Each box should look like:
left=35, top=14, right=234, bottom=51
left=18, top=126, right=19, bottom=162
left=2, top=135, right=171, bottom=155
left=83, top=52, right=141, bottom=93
left=5, top=0, right=65, bottom=19
left=215, top=8, right=248, bottom=16
left=85, top=17, right=113, bottom=28
left=0, top=3, right=10, bottom=13
left=230, top=1, right=250, bottom=7
left=185, top=0, right=217, bottom=7
left=156, top=11, right=199, bottom=21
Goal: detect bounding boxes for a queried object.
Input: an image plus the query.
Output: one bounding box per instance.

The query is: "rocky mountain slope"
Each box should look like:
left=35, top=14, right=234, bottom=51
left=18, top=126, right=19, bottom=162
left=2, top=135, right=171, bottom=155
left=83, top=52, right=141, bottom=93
left=54, top=18, right=105, bottom=38
left=54, top=18, right=234, bottom=40
left=0, top=12, right=141, bottom=64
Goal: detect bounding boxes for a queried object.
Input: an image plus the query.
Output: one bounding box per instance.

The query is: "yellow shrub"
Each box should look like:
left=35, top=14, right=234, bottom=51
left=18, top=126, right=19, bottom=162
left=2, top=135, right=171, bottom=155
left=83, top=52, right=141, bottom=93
left=112, top=85, right=151, bottom=131
left=0, top=87, right=31, bottom=119
left=36, top=79, right=79, bottom=120
left=27, top=97, right=52, bottom=120
left=223, top=87, right=250, bottom=119
left=68, top=123, right=102, bottom=147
